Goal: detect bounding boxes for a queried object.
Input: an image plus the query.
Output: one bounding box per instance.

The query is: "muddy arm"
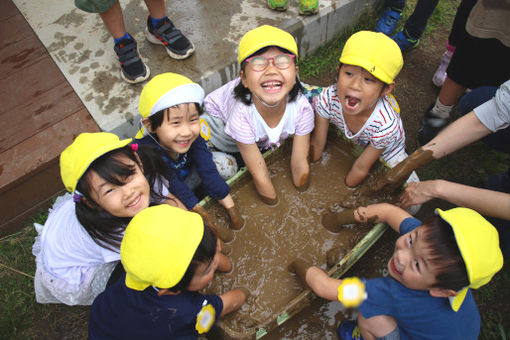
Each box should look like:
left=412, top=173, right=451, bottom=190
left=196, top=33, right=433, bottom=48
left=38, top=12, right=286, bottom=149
left=310, top=113, right=329, bottom=162
left=219, top=288, right=250, bottom=317
left=346, top=145, right=384, bottom=188
left=401, top=180, right=510, bottom=220
left=322, top=203, right=411, bottom=233
left=237, top=141, right=278, bottom=205
left=289, top=258, right=341, bottom=302
left=192, top=205, right=234, bottom=242
left=371, top=111, right=492, bottom=193
left=422, top=111, right=492, bottom=159
left=291, top=133, right=311, bottom=191
left=218, top=194, right=244, bottom=230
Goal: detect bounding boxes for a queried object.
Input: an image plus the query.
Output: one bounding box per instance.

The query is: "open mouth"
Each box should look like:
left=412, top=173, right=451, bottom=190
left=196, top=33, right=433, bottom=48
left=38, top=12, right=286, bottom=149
left=344, top=95, right=361, bottom=110
left=261, top=81, right=282, bottom=93
left=127, top=194, right=141, bottom=208
left=389, top=257, right=401, bottom=276
left=175, top=139, right=191, bottom=147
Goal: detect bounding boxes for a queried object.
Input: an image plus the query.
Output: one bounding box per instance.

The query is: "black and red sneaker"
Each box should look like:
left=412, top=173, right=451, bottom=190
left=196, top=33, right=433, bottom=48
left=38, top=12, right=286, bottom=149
left=113, top=37, right=150, bottom=84
left=145, top=16, right=195, bottom=60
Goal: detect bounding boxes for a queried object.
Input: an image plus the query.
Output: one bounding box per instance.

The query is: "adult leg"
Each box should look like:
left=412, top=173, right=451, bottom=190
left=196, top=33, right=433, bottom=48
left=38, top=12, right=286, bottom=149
left=402, top=0, right=439, bottom=40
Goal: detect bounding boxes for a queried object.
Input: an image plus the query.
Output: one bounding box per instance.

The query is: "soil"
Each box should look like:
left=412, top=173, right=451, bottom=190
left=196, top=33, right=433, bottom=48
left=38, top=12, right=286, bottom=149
left=24, top=25, right=510, bottom=340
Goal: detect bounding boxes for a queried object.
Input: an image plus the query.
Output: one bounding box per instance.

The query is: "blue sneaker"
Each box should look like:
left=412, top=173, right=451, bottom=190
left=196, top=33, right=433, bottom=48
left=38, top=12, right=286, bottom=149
left=392, top=30, right=419, bottom=51
left=337, top=320, right=363, bottom=340
left=376, top=8, right=401, bottom=36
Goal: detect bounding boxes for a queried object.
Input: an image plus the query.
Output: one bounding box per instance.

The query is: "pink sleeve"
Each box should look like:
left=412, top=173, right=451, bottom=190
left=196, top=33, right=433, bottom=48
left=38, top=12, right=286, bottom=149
left=295, top=96, right=315, bottom=135
left=224, top=105, right=257, bottom=144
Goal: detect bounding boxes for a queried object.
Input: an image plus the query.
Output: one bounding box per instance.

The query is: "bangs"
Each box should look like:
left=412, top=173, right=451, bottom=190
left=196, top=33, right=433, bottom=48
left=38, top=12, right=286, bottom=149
left=78, top=147, right=138, bottom=194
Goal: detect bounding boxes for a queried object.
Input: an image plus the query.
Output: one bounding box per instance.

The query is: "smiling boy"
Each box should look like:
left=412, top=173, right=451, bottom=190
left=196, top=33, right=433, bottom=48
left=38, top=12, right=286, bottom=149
left=291, top=203, right=503, bottom=340
left=310, top=31, right=418, bottom=187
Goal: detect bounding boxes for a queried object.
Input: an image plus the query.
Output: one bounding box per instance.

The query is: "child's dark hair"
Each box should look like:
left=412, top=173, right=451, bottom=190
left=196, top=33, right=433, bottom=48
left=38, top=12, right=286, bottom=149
left=145, top=103, right=203, bottom=132
left=170, top=224, right=217, bottom=292
left=420, top=216, right=469, bottom=291
left=234, top=46, right=304, bottom=105
left=75, top=145, right=170, bottom=251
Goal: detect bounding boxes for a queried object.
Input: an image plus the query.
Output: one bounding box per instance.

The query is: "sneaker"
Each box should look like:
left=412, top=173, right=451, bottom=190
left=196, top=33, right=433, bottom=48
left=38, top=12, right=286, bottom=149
left=113, top=37, right=150, bottom=84
left=432, top=50, right=453, bottom=87
left=375, top=8, right=401, bottom=36
left=392, top=30, right=419, bottom=51
left=418, top=105, right=448, bottom=145
left=267, top=0, right=288, bottom=11
left=337, top=320, right=363, bottom=340
left=299, top=0, right=319, bottom=15
left=145, top=16, right=195, bottom=60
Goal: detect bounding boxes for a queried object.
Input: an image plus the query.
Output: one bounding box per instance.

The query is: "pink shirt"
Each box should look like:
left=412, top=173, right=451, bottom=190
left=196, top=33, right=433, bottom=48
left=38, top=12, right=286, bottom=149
left=204, top=78, right=314, bottom=149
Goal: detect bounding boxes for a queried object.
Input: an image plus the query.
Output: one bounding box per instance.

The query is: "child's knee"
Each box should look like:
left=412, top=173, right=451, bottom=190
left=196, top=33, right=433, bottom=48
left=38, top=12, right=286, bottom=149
left=358, top=313, right=398, bottom=339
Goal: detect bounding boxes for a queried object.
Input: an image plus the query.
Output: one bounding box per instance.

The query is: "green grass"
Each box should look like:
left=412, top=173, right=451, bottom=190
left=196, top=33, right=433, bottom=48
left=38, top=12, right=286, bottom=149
left=2, top=1, right=509, bottom=339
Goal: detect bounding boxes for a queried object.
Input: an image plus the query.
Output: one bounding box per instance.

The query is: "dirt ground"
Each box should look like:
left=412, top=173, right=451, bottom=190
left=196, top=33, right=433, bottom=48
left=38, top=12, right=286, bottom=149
left=20, top=21, right=510, bottom=340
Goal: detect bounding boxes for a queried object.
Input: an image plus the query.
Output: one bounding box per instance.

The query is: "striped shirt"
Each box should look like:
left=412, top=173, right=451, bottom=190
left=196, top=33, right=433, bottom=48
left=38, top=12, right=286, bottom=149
left=315, top=84, right=408, bottom=167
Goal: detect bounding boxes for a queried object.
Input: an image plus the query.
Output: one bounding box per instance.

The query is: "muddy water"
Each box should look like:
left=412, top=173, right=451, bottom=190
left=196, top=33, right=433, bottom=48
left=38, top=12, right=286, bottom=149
left=204, top=136, right=392, bottom=336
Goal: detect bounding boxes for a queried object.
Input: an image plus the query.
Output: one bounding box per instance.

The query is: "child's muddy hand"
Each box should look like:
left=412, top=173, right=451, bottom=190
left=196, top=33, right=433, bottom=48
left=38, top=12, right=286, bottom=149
left=234, top=287, right=251, bottom=299
left=322, top=209, right=356, bottom=233
left=288, top=258, right=312, bottom=283
left=192, top=205, right=234, bottom=243
left=326, top=247, right=347, bottom=268
left=226, top=206, right=245, bottom=230
left=295, top=172, right=310, bottom=192
left=220, top=243, right=232, bottom=256
left=217, top=253, right=233, bottom=273
left=259, top=194, right=278, bottom=206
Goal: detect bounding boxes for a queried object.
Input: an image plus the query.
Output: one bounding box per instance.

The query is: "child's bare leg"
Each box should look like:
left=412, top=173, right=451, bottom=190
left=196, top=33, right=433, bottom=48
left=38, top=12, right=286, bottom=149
left=99, top=1, right=127, bottom=39
left=358, top=312, right=398, bottom=340
left=143, top=0, right=166, bottom=19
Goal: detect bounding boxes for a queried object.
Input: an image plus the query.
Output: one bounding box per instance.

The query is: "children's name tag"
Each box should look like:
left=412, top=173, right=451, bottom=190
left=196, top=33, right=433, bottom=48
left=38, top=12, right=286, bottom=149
left=195, top=302, right=216, bottom=334
left=387, top=93, right=400, bottom=114
left=200, top=118, right=211, bottom=141
left=337, top=277, right=367, bottom=308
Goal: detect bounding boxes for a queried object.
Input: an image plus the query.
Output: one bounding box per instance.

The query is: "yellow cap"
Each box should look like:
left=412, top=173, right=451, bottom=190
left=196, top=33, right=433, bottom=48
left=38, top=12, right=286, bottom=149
left=339, top=31, right=403, bottom=84
left=60, top=132, right=132, bottom=193
left=136, top=72, right=205, bottom=138
left=436, top=208, right=503, bottom=311
left=121, top=205, right=205, bottom=291
left=238, top=25, right=298, bottom=64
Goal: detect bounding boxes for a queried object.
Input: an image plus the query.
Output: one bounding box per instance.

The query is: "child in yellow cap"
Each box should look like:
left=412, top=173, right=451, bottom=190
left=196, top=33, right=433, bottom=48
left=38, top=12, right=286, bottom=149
left=88, top=205, right=249, bottom=339
left=310, top=31, right=419, bottom=188
left=136, top=72, right=244, bottom=232
left=202, top=25, right=314, bottom=205
left=291, top=203, right=503, bottom=340
left=33, top=132, right=181, bottom=305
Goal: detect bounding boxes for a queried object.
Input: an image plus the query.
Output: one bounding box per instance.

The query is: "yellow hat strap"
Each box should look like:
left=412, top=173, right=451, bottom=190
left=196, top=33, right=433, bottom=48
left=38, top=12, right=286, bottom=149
left=149, top=83, right=205, bottom=117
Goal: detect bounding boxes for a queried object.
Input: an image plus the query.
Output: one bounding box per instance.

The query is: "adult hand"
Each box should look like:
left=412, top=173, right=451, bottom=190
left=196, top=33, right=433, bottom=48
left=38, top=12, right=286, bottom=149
left=399, top=181, right=438, bottom=208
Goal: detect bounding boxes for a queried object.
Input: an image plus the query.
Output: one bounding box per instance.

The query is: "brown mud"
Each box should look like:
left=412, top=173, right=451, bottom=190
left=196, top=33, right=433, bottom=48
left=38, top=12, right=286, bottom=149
left=204, top=135, right=395, bottom=336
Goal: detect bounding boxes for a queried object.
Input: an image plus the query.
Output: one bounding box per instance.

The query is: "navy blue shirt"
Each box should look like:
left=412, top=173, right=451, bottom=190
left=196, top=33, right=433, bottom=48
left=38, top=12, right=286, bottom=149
left=139, top=135, right=230, bottom=209
left=359, top=217, right=481, bottom=340
left=89, top=274, right=223, bottom=340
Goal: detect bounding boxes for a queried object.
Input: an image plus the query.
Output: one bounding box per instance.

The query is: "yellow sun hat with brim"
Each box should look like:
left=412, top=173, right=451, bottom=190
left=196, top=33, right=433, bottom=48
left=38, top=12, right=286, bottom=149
left=136, top=72, right=205, bottom=139
left=121, top=204, right=205, bottom=291
left=60, top=132, right=132, bottom=193
left=238, top=25, right=298, bottom=64
left=339, top=31, right=403, bottom=84
left=435, top=208, right=503, bottom=312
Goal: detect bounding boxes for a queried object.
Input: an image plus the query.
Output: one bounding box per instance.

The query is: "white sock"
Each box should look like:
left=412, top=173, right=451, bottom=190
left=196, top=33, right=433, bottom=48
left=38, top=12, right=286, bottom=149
left=431, top=98, right=453, bottom=119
